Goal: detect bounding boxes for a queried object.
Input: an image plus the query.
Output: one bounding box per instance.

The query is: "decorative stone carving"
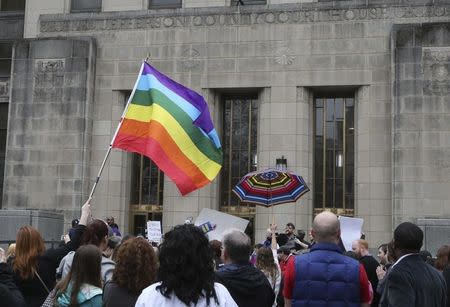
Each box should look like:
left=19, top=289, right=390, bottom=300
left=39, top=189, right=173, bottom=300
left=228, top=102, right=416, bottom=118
left=423, top=48, right=450, bottom=96
left=35, top=59, right=65, bottom=73
left=180, top=47, right=200, bottom=70
left=39, top=5, right=450, bottom=33
left=432, top=64, right=448, bottom=81
left=274, top=47, right=294, bottom=66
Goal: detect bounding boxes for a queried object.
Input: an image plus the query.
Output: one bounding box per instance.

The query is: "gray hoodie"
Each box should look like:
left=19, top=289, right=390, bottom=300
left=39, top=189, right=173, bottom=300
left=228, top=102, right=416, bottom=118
left=57, top=251, right=115, bottom=283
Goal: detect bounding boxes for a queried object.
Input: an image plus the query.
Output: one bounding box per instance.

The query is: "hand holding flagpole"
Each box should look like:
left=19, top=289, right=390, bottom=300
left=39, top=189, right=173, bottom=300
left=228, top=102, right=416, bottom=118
left=87, top=57, right=222, bottom=202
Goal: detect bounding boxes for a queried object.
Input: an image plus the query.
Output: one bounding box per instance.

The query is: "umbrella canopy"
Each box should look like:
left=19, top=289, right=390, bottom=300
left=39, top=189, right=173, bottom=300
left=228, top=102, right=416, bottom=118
left=232, top=168, right=310, bottom=207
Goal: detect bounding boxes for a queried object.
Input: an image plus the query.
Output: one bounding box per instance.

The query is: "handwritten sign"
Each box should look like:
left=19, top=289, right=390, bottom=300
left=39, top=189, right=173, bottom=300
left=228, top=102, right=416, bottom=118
left=195, top=208, right=249, bottom=241
left=147, top=221, right=162, bottom=243
left=339, top=216, right=364, bottom=251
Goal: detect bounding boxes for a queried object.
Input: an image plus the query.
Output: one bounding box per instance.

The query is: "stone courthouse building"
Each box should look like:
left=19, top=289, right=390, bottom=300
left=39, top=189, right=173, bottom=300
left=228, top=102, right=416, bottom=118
left=0, top=0, right=450, bottom=253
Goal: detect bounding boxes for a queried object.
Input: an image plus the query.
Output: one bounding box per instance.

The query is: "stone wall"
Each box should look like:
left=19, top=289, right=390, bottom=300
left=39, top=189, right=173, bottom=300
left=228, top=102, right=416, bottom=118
left=392, top=23, right=450, bottom=246
left=11, top=0, right=450, bottom=247
left=2, top=38, right=96, bottom=226
left=0, top=209, right=63, bottom=246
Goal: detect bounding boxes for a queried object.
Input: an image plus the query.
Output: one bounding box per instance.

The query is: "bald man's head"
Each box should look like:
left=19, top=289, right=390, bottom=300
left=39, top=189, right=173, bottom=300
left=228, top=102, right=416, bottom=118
left=311, top=211, right=340, bottom=243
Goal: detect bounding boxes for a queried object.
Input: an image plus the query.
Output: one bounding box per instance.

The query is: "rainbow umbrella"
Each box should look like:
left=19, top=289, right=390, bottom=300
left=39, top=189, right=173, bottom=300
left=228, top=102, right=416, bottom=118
left=232, top=169, right=310, bottom=207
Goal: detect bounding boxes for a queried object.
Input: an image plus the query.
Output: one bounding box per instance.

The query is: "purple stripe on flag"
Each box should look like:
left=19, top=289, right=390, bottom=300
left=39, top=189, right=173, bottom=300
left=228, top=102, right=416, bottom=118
left=142, top=62, right=214, bottom=133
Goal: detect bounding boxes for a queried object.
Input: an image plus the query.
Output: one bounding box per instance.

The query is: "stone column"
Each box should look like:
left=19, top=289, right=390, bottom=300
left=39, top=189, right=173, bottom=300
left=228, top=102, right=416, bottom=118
left=392, top=23, right=450, bottom=252
left=255, top=86, right=312, bottom=243
left=0, top=38, right=96, bottom=240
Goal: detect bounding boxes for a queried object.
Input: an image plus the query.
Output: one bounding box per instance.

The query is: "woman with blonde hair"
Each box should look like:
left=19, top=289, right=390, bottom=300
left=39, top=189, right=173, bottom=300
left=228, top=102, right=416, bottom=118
left=6, top=243, right=15, bottom=264
left=11, top=199, right=91, bottom=307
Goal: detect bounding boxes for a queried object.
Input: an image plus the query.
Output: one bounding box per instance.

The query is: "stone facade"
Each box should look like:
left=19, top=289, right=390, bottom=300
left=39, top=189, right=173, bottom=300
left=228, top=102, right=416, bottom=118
left=392, top=23, right=450, bottom=252
left=2, top=38, right=96, bottom=223
left=0, top=0, right=449, bottom=252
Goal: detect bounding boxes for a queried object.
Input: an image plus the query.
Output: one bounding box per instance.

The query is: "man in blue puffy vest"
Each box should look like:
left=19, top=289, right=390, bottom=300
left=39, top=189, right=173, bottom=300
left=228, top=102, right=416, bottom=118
left=283, top=211, right=372, bottom=307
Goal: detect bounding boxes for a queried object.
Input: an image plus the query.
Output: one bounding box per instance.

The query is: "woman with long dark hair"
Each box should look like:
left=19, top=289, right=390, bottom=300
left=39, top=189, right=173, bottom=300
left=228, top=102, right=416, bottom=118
left=11, top=199, right=91, bottom=307
left=53, top=244, right=103, bottom=307
left=103, top=237, right=157, bottom=307
left=57, top=219, right=115, bottom=283
left=135, top=224, right=237, bottom=307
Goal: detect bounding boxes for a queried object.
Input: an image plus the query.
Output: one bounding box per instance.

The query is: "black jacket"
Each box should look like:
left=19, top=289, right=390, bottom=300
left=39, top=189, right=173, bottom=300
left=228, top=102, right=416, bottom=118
left=0, top=263, right=26, bottom=307
left=12, top=224, right=86, bottom=307
left=103, top=280, right=140, bottom=307
left=381, top=254, right=447, bottom=307
left=443, top=266, right=450, bottom=307
left=215, top=263, right=275, bottom=307
left=360, top=255, right=380, bottom=306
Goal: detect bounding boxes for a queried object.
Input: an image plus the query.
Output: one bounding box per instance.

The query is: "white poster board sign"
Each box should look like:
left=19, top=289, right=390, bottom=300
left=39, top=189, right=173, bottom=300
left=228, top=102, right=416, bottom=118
left=147, top=221, right=162, bottom=243
left=195, top=208, right=249, bottom=241
left=339, top=216, right=364, bottom=251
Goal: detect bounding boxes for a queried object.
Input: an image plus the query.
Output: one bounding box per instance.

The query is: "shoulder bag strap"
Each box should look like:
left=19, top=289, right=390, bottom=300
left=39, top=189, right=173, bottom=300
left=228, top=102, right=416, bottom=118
left=35, top=270, right=51, bottom=294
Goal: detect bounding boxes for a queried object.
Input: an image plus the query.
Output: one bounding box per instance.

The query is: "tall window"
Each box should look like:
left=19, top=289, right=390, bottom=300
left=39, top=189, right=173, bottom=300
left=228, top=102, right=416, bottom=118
left=149, top=0, right=182, bottom=9
left=71, top=0, right=101, bottom=13
left=0, top=42, right=11, bottom=208
left=123, top=90, right=164, bottom=235
left=130, top=154, right=164, bottom=235
left=130, top=154, right=164, bottom=207
left=0, top=103, right=7, bottom=208
left=314, top=97, right=354, bottom=216
left=220, top=96, right=258, bottom=214
left=0, top=0, right=25, bottom=11
left=0, top=42, right=12, bottom=80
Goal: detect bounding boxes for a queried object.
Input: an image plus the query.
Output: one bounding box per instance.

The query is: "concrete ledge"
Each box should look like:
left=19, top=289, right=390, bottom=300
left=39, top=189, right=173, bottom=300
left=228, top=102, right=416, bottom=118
left=417, top=218, right=450, bottom=256
left=0, top=209, right=64, bottom=243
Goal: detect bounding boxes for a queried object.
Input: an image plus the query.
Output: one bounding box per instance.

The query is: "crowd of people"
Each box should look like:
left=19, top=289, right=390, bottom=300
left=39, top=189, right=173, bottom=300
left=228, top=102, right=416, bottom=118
left=0, top=198, right=449, bottom=307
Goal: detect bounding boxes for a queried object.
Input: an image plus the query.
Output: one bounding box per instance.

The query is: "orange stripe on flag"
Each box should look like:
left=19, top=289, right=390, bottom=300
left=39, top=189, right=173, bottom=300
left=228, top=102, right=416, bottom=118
left=116, top=118, right=211, bottom=190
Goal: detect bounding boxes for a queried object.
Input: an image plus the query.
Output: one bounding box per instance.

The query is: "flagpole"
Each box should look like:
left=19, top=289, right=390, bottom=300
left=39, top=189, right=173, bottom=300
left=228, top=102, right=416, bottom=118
left=88, top=61, right=147, bottom=200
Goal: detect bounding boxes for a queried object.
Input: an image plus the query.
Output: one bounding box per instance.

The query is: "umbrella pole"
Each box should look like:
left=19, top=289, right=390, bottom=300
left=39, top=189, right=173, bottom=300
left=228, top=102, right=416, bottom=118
left=271, top=205, right=274, bottom=226
left=270, top=181, right=275, bottom=226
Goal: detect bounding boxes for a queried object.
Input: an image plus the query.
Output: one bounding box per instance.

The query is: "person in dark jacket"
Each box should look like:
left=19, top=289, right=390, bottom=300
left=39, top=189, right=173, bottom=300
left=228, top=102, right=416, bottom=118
left=380, top=222, right=447, bottom=307
left=10, top=198, right=91, bottom=307
left=68, top=219, right=79, bottom=240
left=352, top=239, right=381, bottom=306
left=443, top=265, right=450, bottom=307
left=106, top=217, right=121, bottom=237
left=216, top=229, right=275, bottom=307
left=0, top=248, right=25, bottom=307
left=103, top=237, right=157, bottom=307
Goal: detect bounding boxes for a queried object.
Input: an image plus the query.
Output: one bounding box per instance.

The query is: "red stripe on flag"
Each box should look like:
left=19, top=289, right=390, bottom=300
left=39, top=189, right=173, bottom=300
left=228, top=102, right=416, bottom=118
left=114, top=132, right=203, bottom=196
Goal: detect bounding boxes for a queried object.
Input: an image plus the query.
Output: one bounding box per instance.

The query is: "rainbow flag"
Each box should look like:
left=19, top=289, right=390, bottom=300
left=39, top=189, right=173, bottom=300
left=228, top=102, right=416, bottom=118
left=112, top=62, right=222, bottom=195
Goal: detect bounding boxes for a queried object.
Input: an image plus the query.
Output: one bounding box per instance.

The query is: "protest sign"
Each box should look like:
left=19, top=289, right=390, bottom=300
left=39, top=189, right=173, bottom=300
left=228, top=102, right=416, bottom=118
left=195, top=208, right=249, bottom=241
left=338, top=216, right=364, bottom=251
left=147, top=220, right=162, bottom=243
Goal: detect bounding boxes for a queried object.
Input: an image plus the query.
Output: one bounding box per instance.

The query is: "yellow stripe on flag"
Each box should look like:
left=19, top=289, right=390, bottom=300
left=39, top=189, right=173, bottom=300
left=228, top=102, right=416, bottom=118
left=125, top=104, right=153, bottom=122
left=126, top=104, right=221, bottom=180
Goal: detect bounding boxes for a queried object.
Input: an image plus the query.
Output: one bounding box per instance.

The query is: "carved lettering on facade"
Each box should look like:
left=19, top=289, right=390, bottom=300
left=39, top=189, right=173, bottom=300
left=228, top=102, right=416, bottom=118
left=39, top=5, right=450, bottom=33
left=35, top=59, right=66, bottom=73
